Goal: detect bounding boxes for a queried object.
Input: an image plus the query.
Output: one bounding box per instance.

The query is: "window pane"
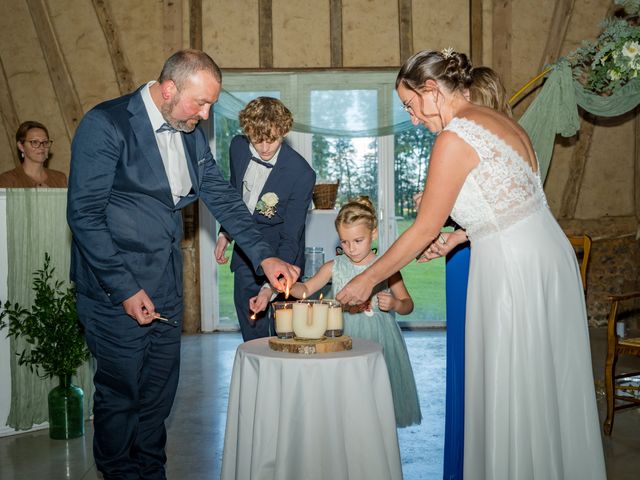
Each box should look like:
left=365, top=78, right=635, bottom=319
left=394, top=127, right=445, bottom=325
left=311, top=89, right=378, bottom=205
left=311, top=135, right=377, bottom=206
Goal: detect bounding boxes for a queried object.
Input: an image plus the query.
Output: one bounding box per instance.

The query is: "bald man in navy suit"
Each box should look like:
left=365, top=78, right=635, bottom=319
left=67, top=51, right=299, bottom=480
left=215, top=97, right=315, bottom=341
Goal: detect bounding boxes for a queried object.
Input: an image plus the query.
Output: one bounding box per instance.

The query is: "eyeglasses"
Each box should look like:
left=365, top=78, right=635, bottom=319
left=401, top=95, right=417, bottom=114
left=24, top=140, right=53, bottom=148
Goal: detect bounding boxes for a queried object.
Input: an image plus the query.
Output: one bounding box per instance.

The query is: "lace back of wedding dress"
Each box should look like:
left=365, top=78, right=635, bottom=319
left=445, top=117, right=548, bottom=240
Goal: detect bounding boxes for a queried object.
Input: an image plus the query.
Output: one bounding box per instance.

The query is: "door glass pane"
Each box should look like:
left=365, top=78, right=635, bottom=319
left=394, top=125, right=444, bottom=325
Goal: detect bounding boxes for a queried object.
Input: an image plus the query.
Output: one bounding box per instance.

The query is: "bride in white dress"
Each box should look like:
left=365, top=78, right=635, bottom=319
left=336, top=49, right=606, bottom=480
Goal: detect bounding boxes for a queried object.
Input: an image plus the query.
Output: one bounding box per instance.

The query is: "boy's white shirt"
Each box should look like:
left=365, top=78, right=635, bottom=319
left=242, top=143, right=281, bottom=212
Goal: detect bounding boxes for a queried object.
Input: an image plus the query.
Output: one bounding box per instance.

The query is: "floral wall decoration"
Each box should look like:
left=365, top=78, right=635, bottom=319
left=568, top=0, right=640, bottom=95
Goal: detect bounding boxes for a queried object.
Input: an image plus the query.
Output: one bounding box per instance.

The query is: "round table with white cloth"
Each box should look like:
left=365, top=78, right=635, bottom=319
left=221, top=337, right=402, bottom=480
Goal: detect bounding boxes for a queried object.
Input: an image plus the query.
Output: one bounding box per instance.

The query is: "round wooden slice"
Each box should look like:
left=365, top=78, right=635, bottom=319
left=269, top=335, right=353, bottom=354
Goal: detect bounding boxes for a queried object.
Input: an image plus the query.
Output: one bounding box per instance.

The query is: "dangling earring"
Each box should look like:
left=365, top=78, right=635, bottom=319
left=20, top=152, right=24, bottom=158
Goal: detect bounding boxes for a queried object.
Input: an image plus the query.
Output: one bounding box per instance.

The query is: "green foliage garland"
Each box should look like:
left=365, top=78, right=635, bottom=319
left=0, top=253, right=89, bottom=379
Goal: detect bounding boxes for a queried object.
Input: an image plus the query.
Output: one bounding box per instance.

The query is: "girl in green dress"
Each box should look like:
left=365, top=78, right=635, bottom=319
left=253, top=196, right=422, bottom=427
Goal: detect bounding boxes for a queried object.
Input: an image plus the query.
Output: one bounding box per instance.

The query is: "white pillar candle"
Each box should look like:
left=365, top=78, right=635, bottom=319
left=292, top=301, right=312, bottom=337
left=293, top=300, right=327, bottom=339
left=327, top=303, right=343, bottom=330
left=311, top=301, right=329, bottom=337
left=275, top=305, right=293, bottom=334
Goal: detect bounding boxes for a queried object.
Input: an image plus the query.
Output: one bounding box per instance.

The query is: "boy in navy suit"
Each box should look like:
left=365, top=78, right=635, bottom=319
left=215, top=97, right=316, bottom=341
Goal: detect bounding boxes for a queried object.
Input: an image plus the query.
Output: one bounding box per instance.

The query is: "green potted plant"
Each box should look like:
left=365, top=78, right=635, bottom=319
left=0, top=253, right=90, bottom=439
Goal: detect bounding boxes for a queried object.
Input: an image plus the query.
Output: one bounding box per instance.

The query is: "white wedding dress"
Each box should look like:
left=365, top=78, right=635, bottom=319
left=445, top=117, right=606, bottom=480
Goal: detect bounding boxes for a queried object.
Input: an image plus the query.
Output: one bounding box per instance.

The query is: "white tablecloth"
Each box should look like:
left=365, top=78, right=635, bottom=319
left=221, top=337, right=402, bottom=480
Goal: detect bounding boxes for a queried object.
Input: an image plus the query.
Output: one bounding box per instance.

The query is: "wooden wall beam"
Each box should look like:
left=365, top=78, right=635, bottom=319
left=398, top=0, right=413, bottom=63
left=491, top=0, right=512, bottom=90
left=635, top=109, right=640, bottom=230
left=558, top=1, right=619, bottom=219
left=559, top=115, right=595, bottom=218
left=330, top=0, right=343, bottom=67
left=538, top=0, right=574, bottom=71
left=182, top=0, right=204, bottom=334
left=189, top=0, right=203, bottom=50
left=512, top=0, right=574, bottom=112
left=0, top=57, right=20, bottom=166
left=26, top=0, right=84, bottom=140
left=258, top=0, right=273, bottom=68
left=91, top=0, right=135, bottom=95
left=470, top=0, right=483, bottom=65
left=163, top=0, right=183, bottom=58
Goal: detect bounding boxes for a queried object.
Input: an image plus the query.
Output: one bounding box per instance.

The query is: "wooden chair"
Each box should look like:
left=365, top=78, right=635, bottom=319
left=603, top=291, right=640, bottom=435
left=568, top=234, right=592, bottom=293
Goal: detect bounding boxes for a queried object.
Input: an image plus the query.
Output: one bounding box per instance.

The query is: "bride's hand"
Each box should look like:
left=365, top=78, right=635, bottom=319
left=417, top=230, right=468, bottom=263
left=336, top=273, right=374, bottom=306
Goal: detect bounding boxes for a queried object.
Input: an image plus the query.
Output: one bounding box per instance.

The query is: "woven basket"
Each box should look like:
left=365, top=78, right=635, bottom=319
left=313, top=182, right=339, bottom=209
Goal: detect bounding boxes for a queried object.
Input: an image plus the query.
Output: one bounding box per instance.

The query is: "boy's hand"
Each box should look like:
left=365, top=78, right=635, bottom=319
left=249, top=288, right=272, bottom=314
left=376, top=291, right=396, bottom=312
left=214, top=233, right=230, bottom=264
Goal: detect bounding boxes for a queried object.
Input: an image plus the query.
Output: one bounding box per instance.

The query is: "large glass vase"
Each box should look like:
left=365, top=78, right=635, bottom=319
left=48, top=374, right=84, bottom=439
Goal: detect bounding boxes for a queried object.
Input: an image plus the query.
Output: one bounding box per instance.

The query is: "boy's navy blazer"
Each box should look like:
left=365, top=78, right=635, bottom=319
left=224, top=135, right=316, bottom=273
left=67, top=87, right=274, bottom=305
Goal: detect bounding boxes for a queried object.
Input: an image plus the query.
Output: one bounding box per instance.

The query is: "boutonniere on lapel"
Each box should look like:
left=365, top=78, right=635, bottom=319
left=255, top=192, right=279, bottom=218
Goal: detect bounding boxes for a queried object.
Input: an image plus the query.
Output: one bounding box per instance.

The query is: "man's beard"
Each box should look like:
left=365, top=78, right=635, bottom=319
left=161, top=95, right=199, bottom=133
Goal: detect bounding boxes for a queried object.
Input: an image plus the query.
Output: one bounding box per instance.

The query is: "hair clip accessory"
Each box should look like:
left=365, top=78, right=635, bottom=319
left=441, top=47, right=455, bottom=59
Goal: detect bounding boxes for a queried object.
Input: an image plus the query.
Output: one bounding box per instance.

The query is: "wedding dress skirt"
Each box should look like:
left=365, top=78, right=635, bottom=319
left=442, top=117, right=606, bottom=480
left=463, top=207, right=605, bottom=479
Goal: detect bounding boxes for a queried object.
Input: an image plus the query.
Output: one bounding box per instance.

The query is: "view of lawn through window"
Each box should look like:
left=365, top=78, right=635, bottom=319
left=211, top=75, right=444, bottom=328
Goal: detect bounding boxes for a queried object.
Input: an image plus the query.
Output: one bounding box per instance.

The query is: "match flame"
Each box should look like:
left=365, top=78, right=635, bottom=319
left=285, top=282, right=290, bottom=299
left=250, top=312, right=256, bottom=321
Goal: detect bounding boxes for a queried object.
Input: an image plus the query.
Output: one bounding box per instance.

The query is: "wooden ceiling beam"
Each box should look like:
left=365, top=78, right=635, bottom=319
left=91, top=0, right=135, bottom=95
left=26, top=0, right=84, bottom=140
left=0, top=57, right=20, bottom=166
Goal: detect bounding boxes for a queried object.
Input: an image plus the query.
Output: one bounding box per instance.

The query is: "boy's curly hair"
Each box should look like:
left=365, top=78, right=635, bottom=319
left=239, top=97, right=293, bottom=143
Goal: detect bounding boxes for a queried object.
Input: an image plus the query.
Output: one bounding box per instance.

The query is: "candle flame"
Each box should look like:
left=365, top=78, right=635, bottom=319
left=302, top=291, right=306, bottom=300
left=285, top=282, right=290, bottom=299
left=319, top=293, right=324, bottom=301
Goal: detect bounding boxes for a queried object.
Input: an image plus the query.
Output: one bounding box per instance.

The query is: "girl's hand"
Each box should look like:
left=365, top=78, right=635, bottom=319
left=249, top=288, right=272, bottom=314
left=376, top=291, right=396, bottom=312
left=336, top=273, right=374, bottom=306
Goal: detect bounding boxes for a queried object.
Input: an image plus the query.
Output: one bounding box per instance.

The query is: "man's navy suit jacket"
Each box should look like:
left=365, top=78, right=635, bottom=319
left=67, top=87, right=274, bottom=306
left=224, top=135, right=315, bottom=273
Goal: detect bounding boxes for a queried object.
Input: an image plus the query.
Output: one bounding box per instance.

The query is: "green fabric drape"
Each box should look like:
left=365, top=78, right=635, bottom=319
left=4, top=188, right=93, bottom=430
left=217, top=67, right=640, bottom=183
left=214, top=71, right=415, bottom=138
left=518, top=60, right=640, bottom=181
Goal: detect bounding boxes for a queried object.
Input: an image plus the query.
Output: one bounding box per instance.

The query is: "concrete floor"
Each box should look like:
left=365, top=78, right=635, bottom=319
left=0, top=328, right=637, bottom=480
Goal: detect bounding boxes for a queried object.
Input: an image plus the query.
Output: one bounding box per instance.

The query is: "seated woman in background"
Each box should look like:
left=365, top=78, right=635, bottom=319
left=0, top=120, right=67, bottom=188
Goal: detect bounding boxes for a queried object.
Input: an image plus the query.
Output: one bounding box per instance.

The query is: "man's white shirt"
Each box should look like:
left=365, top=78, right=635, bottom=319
left=141, top=81, right=192, bottom=205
